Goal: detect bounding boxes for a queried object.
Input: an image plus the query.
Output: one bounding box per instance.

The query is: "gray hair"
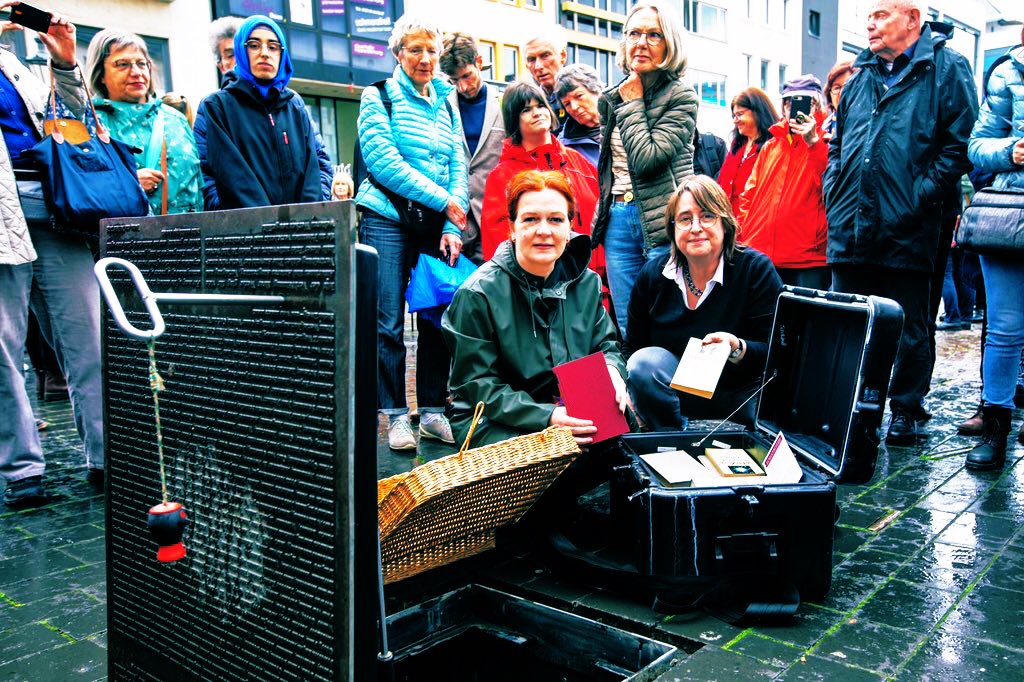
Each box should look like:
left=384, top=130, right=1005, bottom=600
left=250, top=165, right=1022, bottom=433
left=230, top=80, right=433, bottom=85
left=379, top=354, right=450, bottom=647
left=388, top=15, right=444, bottom=57
left=208, top=16, right=244, bottom=65
left=523, top=24, right=567, bottom=54
left=554, top=63, right=604, bottom=101
left=85, top=29, right=154, bottom=100
left=617, top=0, right=688, bottom=77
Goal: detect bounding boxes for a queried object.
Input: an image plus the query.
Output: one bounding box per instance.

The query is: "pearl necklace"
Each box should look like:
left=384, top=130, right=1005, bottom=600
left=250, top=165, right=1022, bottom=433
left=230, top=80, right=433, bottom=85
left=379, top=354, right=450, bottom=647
left=682, top=260, right=703, bottom=298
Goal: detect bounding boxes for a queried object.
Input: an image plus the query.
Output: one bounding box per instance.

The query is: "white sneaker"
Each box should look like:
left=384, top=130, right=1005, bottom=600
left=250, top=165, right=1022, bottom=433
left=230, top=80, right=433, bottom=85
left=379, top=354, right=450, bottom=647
left=418, top=414, right=455, bottom=444
left=388, top=416, right=417, bottom=451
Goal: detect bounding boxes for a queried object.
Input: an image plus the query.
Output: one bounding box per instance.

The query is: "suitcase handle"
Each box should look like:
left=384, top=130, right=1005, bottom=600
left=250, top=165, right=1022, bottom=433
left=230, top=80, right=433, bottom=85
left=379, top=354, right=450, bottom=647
left=715, top=531, right=779, bottom=575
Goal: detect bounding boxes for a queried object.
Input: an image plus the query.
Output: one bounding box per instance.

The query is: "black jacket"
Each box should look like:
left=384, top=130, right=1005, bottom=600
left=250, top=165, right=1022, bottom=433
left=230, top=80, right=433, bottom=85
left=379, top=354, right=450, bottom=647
left=195, top=73, right=329, bottom=210
left=623, top=248, right=782, bottom=390
left=823, top=23, right=978, bottom=272
left=693, top=129, right=727, bottom=180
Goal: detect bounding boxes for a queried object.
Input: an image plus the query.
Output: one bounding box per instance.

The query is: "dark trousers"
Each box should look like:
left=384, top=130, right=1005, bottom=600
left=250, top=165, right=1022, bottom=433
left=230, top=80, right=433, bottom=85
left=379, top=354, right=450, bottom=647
left=927, top=209, right=958, bottom=382
left=832, top=264, right=931, bottom=413
left=777, top=266, right=831, bottom=291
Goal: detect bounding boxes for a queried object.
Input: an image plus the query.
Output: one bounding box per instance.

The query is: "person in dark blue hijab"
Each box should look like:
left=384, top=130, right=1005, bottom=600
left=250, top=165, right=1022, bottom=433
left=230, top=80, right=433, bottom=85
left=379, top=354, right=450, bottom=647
left=194, top=14, right=330, bottom=209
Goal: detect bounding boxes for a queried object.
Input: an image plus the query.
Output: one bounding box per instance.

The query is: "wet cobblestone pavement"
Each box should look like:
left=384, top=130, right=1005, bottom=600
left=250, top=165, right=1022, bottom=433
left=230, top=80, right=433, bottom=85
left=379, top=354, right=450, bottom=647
left=4, top=325, right=1023, bottom=680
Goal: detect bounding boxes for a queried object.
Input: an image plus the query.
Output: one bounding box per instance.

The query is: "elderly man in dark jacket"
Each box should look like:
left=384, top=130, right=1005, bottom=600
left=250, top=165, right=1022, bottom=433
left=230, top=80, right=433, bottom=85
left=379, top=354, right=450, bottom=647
left=823, top=0, right=977, bottom=446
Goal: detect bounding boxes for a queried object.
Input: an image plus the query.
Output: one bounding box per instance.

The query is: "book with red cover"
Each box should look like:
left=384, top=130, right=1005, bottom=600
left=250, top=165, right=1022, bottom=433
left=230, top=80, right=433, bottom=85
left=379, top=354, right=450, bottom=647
left=553, top=352, right=630, bottom=443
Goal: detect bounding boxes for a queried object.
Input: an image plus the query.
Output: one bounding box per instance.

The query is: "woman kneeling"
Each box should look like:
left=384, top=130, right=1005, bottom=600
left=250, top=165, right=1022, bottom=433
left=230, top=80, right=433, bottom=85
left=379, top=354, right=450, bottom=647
left=442, top=170, right=628, bottom=447
left=624, top=175, right=782, bottom=430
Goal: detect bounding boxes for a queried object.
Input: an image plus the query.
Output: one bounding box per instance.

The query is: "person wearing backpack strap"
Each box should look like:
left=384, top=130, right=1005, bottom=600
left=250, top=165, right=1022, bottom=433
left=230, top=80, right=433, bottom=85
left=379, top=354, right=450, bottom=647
left=354, top=14, right=469, bottom=452
left=963, top=28, right=1024, bottom=471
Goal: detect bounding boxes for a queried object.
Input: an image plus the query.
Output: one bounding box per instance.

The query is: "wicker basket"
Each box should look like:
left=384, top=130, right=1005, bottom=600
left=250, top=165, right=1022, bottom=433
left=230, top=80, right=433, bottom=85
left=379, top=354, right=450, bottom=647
left=379, top=426, right=580, bottom=584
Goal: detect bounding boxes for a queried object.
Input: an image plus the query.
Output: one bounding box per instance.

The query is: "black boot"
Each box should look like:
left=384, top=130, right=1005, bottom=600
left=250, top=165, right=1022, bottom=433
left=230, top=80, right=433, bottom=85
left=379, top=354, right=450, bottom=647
left=966, top=405, right=1012, bottom=471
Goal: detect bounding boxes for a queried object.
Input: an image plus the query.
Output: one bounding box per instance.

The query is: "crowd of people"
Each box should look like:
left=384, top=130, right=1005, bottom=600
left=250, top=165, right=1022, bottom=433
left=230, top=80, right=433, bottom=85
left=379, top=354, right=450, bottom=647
left=2, top=0, right=1022, bottom=508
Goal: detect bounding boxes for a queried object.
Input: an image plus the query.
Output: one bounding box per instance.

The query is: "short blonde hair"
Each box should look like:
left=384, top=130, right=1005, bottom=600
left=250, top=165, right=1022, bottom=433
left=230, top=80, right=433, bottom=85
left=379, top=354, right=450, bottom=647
left=617, top=0, right=688, bottom=77
left=388, top=15, right=443, bottom=57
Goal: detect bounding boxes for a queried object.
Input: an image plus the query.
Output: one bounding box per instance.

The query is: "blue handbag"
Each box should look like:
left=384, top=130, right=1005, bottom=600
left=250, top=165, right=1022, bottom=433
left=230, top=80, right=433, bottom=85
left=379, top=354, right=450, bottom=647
left=22, top=66, right=149, bottom=238
left=406, top=253, right=477, bottom=326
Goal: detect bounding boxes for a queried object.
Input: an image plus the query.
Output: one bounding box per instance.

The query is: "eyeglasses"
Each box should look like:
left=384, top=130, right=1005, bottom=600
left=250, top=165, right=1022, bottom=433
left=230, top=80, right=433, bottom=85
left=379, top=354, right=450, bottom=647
left=676, top=213, right=719, bottom=229
left=402, top=46, right=439, bottom=58
left=108, top=59, right=151, bottom=72
left=625, top=30, right=664, bottom=46
left=244, top=40, right=282, bottom=55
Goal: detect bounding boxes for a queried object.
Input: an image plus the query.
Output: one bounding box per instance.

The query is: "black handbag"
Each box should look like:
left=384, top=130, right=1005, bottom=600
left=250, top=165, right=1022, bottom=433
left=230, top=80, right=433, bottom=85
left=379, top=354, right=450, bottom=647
left=957, top=187, right=1024, bottom=255
left=21, top=65, right=149, bottom=239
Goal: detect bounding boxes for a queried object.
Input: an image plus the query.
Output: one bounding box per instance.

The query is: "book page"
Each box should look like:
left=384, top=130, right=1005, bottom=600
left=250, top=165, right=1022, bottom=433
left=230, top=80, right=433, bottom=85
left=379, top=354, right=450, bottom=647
left=670, top=337, right=730, bottom=399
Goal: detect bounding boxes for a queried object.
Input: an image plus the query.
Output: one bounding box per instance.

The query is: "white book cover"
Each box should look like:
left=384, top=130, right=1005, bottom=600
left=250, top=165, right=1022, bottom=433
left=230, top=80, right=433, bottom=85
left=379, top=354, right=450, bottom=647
left=670, top=337, right=730, bottom=399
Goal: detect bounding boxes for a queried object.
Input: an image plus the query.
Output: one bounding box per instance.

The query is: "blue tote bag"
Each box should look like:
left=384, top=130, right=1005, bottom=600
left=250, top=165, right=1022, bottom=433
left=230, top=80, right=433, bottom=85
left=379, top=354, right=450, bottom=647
left=22, top=66, right=149, bottom=237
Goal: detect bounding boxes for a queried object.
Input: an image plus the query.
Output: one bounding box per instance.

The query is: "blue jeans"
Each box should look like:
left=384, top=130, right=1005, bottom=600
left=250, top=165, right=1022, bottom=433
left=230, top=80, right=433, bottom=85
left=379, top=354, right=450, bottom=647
left=1, top=225, right=104, bottom=482
left=359, top=210, right=449, bottom=416
left=604, top=201, right=670, bottom=336
left=980, top=256, right=1024, bottom=409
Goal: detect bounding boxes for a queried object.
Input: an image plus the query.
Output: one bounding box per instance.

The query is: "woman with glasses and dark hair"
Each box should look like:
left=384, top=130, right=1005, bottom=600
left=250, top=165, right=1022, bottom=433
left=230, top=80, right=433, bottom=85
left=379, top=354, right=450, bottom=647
left=624, top=175, right=782, bottom=430
left=194, top=14, right=330, bottom=210
left=717, top=87, right=779, bottom=217
left=479, top=81, right=598, bottom=262
left=592, top=0, right=698, bottom=336
left=823, top=60, right=856, bottom=141
left=86, top=30, right=203, bottom=215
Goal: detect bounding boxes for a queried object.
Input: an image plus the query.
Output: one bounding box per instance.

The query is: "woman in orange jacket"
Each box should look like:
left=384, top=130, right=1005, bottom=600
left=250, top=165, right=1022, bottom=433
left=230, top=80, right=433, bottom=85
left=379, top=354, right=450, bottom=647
left=736, top=75, right=830, bottom=290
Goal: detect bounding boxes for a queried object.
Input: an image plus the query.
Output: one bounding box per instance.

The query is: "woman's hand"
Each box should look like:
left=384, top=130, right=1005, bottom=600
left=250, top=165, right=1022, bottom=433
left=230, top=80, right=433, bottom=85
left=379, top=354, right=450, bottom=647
left=550, top=406, right=597, bottom=446
left=137, top=168, right=165, bottom=195
left=618, top=72, right=643, bottom=103
left=790, top=113, right=819, bottom=146
left=702, top=331, right=744, bottom=363
left=607, top=365, right=632, bottom=414
left=1013, top=138, right=1024, bottom=166
left=439, top=232, right=463, bottom=266
left=446, top=198, right=468, bottom=230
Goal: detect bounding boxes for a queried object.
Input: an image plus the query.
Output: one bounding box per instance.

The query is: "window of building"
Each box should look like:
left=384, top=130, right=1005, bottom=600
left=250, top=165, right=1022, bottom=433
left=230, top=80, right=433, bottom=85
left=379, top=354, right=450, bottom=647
left=689, top=69, right=727, bottom=108
left=809, top=10, right=821, bottom=38
left=73, top=26, right=172, bottom=93
left=760, top=59, right=769, bottom=90
left=696, top=3, right=727, bottom=41
left=783, top=0, right=789, bottom=29
left=778, top=64, right=787, bottom=92
left=577, top=14, right=596, bottom=34
left=479, top=41, right=497, bottom=81
left=503, top=0, right=542, bottom=8
left=946, top=15, right=980, bottom=73
left=745, top=53, right=752, bottom=86
left=502, top=45, right=519, bottom=83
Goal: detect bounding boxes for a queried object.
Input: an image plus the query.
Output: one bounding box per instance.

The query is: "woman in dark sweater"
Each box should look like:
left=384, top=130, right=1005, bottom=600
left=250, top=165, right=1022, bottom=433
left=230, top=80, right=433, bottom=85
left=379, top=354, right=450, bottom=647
left=624, top=175, right=782, bottom=429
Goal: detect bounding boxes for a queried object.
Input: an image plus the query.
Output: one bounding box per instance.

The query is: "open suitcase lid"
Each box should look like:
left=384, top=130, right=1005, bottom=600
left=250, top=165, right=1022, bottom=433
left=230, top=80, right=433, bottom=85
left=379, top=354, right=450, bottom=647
left=753, top=288, right=903, bottom=484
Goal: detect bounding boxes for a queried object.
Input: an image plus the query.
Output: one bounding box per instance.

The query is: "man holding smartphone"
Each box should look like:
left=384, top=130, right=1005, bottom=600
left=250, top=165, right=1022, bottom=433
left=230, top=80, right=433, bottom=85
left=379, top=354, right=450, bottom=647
left=0, top=1, right=100, bottom=507
left=823, top=0, right=978, bottom=446
left=736, top=74, right=830, bottom=291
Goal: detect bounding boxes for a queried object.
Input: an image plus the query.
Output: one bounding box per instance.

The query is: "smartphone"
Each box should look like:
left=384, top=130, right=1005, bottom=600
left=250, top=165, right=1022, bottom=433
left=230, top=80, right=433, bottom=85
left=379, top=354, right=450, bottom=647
left=788, top=95, right=813, bottom=121
left=9, top=3, right=52, bottom=33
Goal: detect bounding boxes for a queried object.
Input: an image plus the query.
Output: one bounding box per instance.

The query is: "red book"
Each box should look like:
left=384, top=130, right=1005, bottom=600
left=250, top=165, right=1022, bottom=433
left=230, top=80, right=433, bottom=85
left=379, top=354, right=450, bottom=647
left=553, top=352, right=630, bottom=443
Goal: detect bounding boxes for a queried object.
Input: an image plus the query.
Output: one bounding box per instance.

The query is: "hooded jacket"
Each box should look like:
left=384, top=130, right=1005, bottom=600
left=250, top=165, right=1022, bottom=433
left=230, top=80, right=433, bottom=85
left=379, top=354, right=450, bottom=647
left=822, top=23, right=978, bottom=272
left=355, top=66, right=468, bottom=239
left=736, top=117, right=828, bottom=269
left=195, top=72, right=327, bottom=209
left=593, top=70, right=698, bottom=248
left=969, top=46, right=1024, bottom=191
left=441, top=233, right=625, bottom=446
left=480, top=137, right=598, bottom=260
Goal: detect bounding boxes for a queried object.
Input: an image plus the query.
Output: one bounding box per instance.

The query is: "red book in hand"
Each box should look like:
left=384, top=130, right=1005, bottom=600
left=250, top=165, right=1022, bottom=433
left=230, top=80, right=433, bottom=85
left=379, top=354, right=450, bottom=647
left=553, top=352, right=630, bottom=443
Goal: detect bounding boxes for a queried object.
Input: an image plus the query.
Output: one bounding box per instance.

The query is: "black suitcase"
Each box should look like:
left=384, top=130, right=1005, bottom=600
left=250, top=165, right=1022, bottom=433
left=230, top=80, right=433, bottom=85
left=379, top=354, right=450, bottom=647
left=607, top=288, right=903, bottom=606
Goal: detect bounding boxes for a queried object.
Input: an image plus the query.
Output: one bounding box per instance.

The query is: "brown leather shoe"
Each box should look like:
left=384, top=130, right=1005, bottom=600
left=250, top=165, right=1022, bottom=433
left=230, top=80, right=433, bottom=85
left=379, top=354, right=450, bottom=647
left=958, top=408, right=984, bottom=436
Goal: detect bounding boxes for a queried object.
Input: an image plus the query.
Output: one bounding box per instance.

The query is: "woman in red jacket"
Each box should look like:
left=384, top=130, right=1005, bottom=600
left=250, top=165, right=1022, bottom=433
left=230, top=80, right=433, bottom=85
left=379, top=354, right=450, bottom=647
left=736, top=75, right=829, bottom=290
left=716, top=87, right=777, bottom=217
left=480, top=82, right=599, bottom=261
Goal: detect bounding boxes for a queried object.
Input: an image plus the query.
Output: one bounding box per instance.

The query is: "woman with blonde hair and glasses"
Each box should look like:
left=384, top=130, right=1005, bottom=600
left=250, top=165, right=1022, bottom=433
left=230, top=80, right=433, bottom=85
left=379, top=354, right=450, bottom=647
left=624, top=175, right=782, bottom=430
left=86, top=30, right=203, bottom=214
left=592, top=0, right=698, bottom=336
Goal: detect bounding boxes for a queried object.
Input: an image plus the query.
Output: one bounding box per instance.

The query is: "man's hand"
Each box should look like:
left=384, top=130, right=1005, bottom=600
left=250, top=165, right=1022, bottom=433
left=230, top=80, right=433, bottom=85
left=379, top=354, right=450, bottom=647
left=439, top=233, right=462, bottom=266
left=1012, top=138, right=1024, bottom=166
left=549, top=406, right=597, bottom=446
left=790, top=113, right=819, bottom=146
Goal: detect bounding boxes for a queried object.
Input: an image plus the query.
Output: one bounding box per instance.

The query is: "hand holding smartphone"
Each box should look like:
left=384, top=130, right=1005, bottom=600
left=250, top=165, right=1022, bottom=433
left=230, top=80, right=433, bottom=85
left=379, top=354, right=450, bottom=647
left=788, top=95, right=813, bottom=122
left=8, top=2, right=52, bottom=33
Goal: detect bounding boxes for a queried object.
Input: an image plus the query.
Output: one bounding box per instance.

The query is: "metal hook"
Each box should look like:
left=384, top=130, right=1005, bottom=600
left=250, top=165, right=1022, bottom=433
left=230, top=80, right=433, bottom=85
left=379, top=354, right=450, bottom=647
left=94, top=256, right=286, bottom=340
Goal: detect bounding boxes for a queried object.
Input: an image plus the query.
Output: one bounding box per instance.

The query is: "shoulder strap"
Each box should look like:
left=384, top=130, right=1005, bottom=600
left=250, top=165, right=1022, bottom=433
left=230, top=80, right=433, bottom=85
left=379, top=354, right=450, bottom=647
left=981, top=52, right=1013, bottom=102
left=370, top=79, right=392, bottom=118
